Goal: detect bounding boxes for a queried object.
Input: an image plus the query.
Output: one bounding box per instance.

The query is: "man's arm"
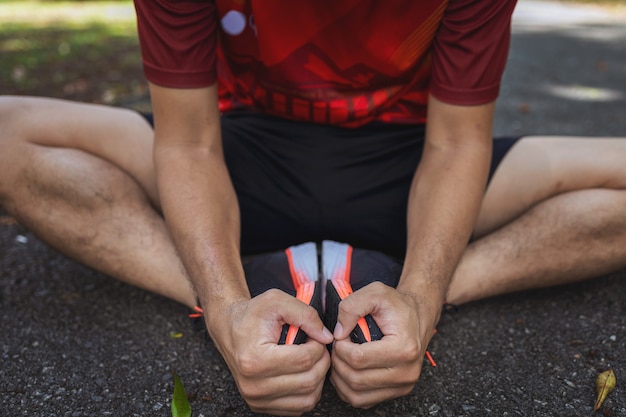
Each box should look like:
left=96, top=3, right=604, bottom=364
left=150, top=84, right=333, bottom=415
left=151, top=84, right=247, bottom=310
left=331, top=94, right=494, bottom=408
left=401, top=94, right=494, bottom=311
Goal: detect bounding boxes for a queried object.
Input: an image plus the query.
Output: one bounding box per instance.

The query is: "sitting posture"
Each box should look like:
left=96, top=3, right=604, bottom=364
left=1, top=0, right=625, bottom=415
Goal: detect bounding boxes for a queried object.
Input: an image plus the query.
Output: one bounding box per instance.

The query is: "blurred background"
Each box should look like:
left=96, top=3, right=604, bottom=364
left=1, top=0, right=624, bottom=116
left=0, top=0, right=150, bottom=111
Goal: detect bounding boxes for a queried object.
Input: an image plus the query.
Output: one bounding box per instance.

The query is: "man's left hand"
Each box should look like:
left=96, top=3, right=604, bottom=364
left=329, top=282, right=439, bottom=408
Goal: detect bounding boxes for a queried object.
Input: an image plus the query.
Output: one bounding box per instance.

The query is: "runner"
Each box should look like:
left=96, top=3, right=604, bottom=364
left=1, top=1, right=625, bottom=415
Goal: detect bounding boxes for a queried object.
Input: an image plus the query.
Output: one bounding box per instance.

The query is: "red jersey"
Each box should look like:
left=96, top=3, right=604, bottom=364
left=134, top=0, right=517, bottom=127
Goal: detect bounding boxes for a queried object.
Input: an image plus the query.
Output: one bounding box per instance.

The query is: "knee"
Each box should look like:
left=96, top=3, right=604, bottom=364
left=0, top=95, right=19, bottom=150
left=0, top=96, right=30, bottom=201
left=0, top=95, right=28, bottom=142
left=0, top=95, right=25, bottom=118
left=0, top=95, right=43, bottom=157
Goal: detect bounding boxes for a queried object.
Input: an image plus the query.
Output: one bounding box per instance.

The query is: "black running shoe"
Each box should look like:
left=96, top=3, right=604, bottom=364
left=242, top=241, right=323, bottom=345
left=188, top=241, right=438, bottom=365
left=322, top=240, right=402, bottom=343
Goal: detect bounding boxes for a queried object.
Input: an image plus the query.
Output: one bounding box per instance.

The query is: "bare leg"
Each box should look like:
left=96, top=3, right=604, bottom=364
left=0, top=96, right=196, bottom=307
left=447, top=136, right=626, bottom=305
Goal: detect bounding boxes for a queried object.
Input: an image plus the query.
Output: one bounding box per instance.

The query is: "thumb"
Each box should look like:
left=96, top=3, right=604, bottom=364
left=334, top=282, right=388, bottom=340
left=275, top=291, right=333, bottom=345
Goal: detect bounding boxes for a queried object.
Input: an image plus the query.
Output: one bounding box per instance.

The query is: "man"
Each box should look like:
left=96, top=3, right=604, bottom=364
left=1, top=0, right=625, bottom=415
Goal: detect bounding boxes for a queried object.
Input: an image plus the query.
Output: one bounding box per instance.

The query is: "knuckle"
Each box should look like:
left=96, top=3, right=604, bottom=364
left=345, top=375, right=368, bottom=392
left=337, top=298, right=353, bottom=315
left=401, top=346, right=420, bottom=363
left=319, top=349, right=332, bottom=369
left=346, top=347, right=367, bottom=368
left=347, top=394, right=370, bottom=409
left=299, top=371, right=320, bottom=393
left=299, top=352, right=316, bottom=370
left=262, top=288, right=283, bottom=301
left=396, top=341, right=420, bottom=363
left=237, top=352, right=261, bottom=378
left=400, top=383, right=416, bottom=396
left=368, top=281, right=387, bottom=291
left=238, top=381, right=262, bottom=400
left=303, top=305, right=319, bottom=322
left=300, top=393, right=321, bottom=413
left=398, top=369, right=420, bottom=386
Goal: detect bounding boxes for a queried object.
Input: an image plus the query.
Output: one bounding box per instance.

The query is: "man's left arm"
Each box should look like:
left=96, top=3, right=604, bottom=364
left=331, top=94, right=494, bottom=408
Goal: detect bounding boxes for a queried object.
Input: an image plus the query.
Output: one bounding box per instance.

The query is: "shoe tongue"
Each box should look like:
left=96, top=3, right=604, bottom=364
left=285, top=242, right=319, bottom=285
left=321, top=240, right=352, bottom=284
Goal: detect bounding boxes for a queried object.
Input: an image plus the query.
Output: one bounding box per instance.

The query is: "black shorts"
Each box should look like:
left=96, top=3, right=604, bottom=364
left=143, top=111, right=519, bottom=257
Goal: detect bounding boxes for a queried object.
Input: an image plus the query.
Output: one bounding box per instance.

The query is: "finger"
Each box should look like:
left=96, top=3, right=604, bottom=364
left=334, top=282, right=392, bottom=340
left=330, top=368, right=414, bottom=409
left=245, top=338, right=330, bottom=378
left=243, top=351, right=329, bottom=399
left=239, top=350, right=330, bottom=409
left=265, top=289, right=333, bottom=345
left=331, top=347, right=419, bottom=391
left=248, top=390, right=324, bottom=416
left=332, top=334, right=416, bottom=370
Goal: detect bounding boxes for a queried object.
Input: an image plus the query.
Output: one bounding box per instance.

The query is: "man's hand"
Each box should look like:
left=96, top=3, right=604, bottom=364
left=206, top=289, right=334, bottom=416
left=329, top=282, right=439, bottom=409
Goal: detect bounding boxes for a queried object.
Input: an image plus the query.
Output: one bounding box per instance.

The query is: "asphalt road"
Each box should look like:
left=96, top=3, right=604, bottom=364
left=1, top=1, right=625, bottom=416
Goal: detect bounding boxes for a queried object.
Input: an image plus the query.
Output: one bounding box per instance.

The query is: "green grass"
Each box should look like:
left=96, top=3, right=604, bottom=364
left=0, top=1, right=137, bottom=25
left=0, top=0, right=147, bottom=106
left=1, top=0, right=623, bottom=104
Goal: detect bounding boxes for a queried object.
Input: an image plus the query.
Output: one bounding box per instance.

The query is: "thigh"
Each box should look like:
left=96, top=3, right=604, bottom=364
left=476, top=136, right=626, bottom=237
left=0, top=96, right=157, bottom=204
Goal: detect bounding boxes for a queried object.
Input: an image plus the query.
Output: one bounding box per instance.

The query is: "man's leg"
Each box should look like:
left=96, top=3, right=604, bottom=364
left=447, top=136, right=626, bottom=304
left=0, top=96, right=196, bottom=307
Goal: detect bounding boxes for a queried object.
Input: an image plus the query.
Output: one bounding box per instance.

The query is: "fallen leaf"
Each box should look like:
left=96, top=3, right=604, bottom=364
left=594, top=369, right=616, bottom=411
left=172, top=371, right=192, bottom=417
left=170, top=332, right=184, bottom=339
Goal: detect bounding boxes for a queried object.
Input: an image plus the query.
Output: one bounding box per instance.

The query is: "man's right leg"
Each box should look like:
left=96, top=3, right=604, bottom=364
left=0, top=96, right=196, bottom=307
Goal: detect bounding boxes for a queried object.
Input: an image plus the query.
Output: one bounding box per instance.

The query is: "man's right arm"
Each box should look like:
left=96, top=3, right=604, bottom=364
left=150, top=83, right=332, bottom=415
left=151, top=84, right=248, bottom=315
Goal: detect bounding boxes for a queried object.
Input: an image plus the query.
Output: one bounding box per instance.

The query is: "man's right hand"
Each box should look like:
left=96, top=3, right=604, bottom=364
left=205, top=289, right=333, bottom=416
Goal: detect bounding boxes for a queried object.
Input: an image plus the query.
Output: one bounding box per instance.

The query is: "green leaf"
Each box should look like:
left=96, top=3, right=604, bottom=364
left=172, top=371, right=192, bottom=417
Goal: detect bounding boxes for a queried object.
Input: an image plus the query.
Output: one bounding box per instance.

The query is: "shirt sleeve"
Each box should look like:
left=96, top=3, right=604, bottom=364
left=429, top=0, right=517, bottom=105
left=134, top=0, right=218, bottom=88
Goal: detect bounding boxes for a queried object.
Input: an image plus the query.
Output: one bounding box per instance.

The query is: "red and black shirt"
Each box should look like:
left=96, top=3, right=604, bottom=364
left=134, top=0, right=517, bottom=127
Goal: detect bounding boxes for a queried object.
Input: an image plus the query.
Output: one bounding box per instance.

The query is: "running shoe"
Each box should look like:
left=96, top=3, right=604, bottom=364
left=188, top=241, right=438, bottom=365
left=242, top=241, right=322, bottom=345
left=322, top=240, right=402, bottom=343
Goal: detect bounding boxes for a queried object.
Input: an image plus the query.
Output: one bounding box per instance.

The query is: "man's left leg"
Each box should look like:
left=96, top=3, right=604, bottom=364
left=447, top=136, right=626, bottom=305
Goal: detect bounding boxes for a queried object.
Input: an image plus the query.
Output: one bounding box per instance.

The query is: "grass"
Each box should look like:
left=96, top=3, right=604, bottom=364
left=0, top=0, right=623, bottom=105
left=0, top=0, right=148, bottom=107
